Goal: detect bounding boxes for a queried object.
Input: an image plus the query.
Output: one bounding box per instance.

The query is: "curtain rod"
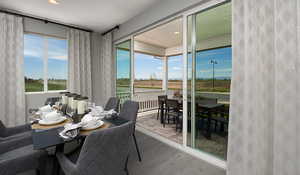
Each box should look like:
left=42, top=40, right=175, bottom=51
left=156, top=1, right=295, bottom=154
left=0, top=9, right=93, bottom=33
left=102, top=25, right=119, bottom=36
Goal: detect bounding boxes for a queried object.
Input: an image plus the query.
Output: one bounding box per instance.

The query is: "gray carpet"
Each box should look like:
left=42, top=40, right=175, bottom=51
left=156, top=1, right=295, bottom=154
left=128, top=131, right=225, bottom=175
left=20, top=131, right=225, bottom=175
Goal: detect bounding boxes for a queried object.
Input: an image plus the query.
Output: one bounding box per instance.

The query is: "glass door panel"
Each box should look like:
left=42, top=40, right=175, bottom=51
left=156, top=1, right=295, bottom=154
left=116, top=40, right=131, bottom=103
left=187, top=1, right=231, bottom=160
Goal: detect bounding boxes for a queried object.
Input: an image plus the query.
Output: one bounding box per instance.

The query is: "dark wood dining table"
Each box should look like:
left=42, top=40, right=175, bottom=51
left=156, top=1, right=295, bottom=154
left=31, top=117, right=129, bottom=174
left=167, top=97, right=224, bottom=139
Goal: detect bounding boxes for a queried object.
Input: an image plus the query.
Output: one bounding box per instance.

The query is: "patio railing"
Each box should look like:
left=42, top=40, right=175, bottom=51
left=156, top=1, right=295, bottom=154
left=117, top=91, right=168, bottom=112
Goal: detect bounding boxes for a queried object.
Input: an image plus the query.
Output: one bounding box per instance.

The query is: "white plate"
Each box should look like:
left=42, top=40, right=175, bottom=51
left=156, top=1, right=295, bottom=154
left=39, top=116, right=67, bottom=125
left=81, top=120, right=104, bottom=130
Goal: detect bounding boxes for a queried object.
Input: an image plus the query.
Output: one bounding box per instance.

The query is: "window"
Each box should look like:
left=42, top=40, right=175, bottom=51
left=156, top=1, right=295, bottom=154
left=196, top=46, right=232, bottom=93
left=134, top=52, right=163, bottom=92
left=24, top=33, right=68, bottom=92
left=168, top=54, right=183, bottom=90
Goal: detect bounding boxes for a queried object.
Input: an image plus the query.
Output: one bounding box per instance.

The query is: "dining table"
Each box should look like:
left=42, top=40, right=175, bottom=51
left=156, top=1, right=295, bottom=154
left=30, top=116, right=129, bottom=174
left=169, top=97, right=225, bottom=139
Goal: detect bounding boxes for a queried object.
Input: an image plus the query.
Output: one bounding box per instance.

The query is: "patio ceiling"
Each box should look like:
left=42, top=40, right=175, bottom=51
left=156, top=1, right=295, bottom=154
left=135, top=3, right=231, bottom=49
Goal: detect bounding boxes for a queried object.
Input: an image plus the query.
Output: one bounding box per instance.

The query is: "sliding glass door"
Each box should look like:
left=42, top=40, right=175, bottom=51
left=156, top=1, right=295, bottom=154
left=185, top=1, right=231, bottom=160
left=115, top=40, right=132, bottom=103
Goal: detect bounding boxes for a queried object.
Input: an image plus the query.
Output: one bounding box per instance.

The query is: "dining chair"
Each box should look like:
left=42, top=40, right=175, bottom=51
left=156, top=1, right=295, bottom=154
left=56, top=122, right=134, bottom=175
left=0, top=120, right=32, bottom=141
left=0, top=144, right=47, bottom=175
left=104, top=97, right=120, bottom=112
left=165, top=99, right=182, bottom=126
left=157, top=95, right=167, bottom=120
left=119, top=100, right=142, bottom=162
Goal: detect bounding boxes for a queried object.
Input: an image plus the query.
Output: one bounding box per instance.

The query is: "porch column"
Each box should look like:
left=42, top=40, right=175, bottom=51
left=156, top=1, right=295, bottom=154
left=162, top=56, right=168, bottom=92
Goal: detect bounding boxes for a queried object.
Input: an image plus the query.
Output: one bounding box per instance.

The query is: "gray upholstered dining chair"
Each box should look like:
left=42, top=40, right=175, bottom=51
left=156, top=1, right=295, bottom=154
left=104, top=97, right=120, bottom=112
left=0, top=144, right=48, bottom=175
left=118, top=100, right=142, bottom=162
left=56, top=122, right=134, bottom=175
left=0, top=120, right=32, bottom=141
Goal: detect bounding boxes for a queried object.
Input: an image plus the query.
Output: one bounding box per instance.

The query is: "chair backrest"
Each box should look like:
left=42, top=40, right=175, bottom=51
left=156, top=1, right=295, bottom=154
left=119, top=100, right=139, bottom=123
left=166, top=99, right=180, bottom=109
left=104, top=97, right=120, bottom=112
left=77, top=122, right=134, bottom=175
left=158, top=95, right=167, bottom=106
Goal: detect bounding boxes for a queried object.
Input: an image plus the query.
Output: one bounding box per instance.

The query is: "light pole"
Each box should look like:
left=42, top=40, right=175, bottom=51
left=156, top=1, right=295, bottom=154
left=210, top=60, right=218, bottom=90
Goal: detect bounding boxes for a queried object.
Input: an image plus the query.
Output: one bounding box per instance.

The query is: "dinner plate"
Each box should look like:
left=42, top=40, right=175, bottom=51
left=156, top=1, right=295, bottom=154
left=39, top=116, right=67, bottom=126
left=81, top=120, right=104, bottom=131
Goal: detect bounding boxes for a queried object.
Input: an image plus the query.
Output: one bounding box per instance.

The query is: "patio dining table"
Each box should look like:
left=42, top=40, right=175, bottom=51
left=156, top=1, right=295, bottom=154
left=31, top=116, right=129, bottom=174
left=169, top=97, right=225, bottom=139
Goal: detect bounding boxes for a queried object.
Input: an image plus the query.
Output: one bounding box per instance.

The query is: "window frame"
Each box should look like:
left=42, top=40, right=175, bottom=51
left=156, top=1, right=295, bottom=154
left=24, top=32, right=68, bottom=94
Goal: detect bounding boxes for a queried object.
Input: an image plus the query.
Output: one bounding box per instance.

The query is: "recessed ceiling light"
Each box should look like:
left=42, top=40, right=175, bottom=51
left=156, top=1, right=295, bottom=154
left=174, top=31, right=180, bottom=35
left=49, top=0, right=59, bottom=5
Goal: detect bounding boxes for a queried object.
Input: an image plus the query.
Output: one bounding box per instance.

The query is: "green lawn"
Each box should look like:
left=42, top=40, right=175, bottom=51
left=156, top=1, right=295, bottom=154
left=25, top=79, right=66, bottom=92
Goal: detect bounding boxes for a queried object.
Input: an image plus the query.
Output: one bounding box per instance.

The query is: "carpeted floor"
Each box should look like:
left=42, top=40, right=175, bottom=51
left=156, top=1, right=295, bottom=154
left=21, top=131, right=225, bottom=175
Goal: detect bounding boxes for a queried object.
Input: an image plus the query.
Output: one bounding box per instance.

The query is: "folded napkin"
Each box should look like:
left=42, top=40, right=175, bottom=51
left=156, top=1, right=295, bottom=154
left=59, top=123, right=81, bottom=139
left=106, top=109, right=117, bottom=115
left=80, top=114, right=103, bottom=128
left=39, top=105, right=52, bottom=112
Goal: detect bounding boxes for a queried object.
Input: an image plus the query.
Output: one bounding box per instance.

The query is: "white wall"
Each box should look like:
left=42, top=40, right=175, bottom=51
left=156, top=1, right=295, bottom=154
left=24, top=17, right=67, bottom=38
left=113, top=0, right=208, bottom=41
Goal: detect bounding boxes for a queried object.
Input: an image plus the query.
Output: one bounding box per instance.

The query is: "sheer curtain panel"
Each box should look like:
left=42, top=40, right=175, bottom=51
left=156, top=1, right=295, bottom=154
left=99, top=32, right=115, bottom=105
left=0, top=13, right=25, bottom=126
left=227, top=0, right=300, bottom=175
left=67, top=29, right=92, bottom=99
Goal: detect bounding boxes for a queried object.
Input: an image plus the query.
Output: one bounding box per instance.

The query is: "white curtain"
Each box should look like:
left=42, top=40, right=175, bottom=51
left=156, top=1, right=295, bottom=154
left=67, top=29, right=92, bottom=99
left=98, top=32, right=115, bottom=105
left=0, top=13, right=25, bottom=126
left=227, top=0, right=300, bottom=175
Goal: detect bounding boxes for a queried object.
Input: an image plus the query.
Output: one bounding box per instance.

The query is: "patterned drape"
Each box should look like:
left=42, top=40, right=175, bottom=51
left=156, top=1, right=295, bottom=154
left=0, top=13, right=25, bottom=126
left=99, top=32, right=115, bottom=105
left=67, top=29, right=92, bottom=99
left=227, top=0, right=300, bottom=175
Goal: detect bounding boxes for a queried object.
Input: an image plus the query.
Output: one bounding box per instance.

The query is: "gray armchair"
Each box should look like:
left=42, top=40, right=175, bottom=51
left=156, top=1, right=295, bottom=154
left=119, top=100, right=142, bottom=162
left=0, top=145, right=47, bottom=175
left=104, top=97, right=120, bottom=112
left=56, top=122, right=134, bottom=175
left=0, top=120, right=32, bottom=142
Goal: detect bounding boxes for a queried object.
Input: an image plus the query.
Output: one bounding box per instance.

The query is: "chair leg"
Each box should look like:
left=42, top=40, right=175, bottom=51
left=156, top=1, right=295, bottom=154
left=125, top=155, right=129, bottom=175
left=35, top=169, right=40, bottom=175
left=133, top=133, right=142, bottom=162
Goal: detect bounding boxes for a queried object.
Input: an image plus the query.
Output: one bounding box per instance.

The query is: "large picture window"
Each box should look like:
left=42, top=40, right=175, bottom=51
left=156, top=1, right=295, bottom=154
left=24, top=33, right=68, bottom=92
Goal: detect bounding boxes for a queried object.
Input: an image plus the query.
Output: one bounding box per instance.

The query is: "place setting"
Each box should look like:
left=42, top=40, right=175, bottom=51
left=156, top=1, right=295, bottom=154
left=30, top=92, right=119, bottom=140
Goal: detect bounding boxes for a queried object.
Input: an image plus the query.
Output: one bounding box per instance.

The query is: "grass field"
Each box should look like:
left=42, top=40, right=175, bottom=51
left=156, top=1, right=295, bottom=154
left=116, top=79, right=231, bottom=95
left=25, top=79, right=66, bottom=92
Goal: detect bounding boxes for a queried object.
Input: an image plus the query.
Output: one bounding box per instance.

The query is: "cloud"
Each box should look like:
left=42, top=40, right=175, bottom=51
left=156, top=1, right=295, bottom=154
left=173, top=67, right=182, bottom=70
left=215, top=68, right=232, bottom=73
left=157, top=66, right=162, bottom=70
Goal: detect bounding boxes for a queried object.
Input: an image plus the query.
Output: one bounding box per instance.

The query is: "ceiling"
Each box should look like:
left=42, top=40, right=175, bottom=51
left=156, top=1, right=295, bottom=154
left=135, top=2, right=231, bottom=49
left=135, top=18, right=183, bottom=48
left=0, top=0, right=162, bottom=32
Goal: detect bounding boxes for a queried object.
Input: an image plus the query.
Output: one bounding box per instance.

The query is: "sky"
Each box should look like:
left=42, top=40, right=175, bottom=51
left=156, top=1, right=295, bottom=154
left=117, top=47, right=232, bottom=80
left=24, top=34, right=68, bottom=80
